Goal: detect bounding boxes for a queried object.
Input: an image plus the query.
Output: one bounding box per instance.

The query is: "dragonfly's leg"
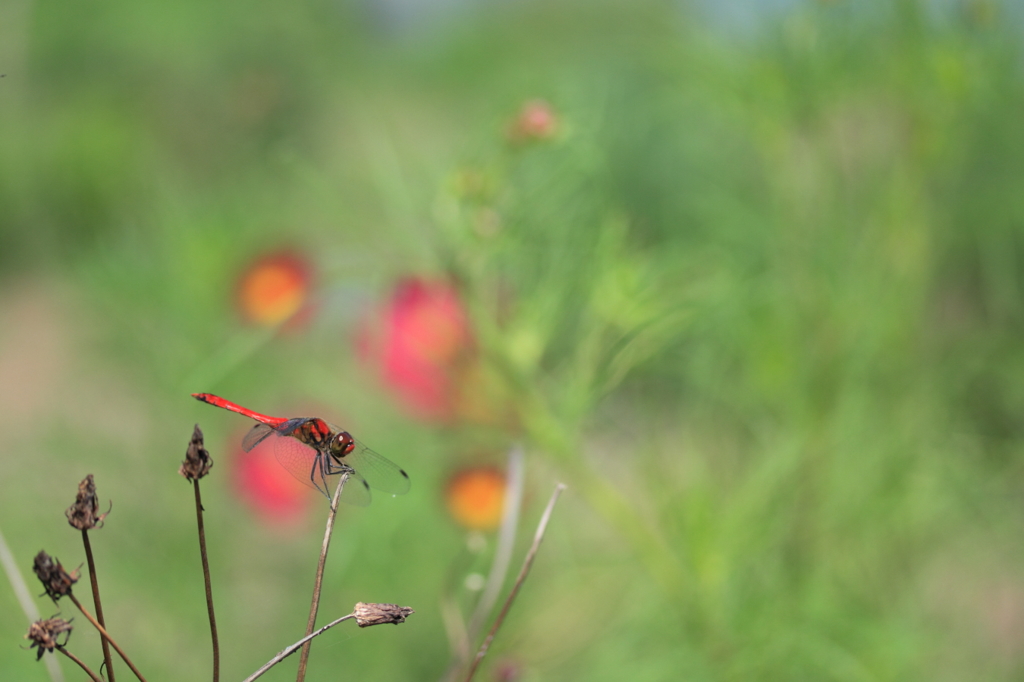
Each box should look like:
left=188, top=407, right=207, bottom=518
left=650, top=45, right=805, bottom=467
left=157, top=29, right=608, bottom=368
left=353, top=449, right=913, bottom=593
left=319, top=453, right=331, bottom=496
left=310, top=454, right=329, bottom=499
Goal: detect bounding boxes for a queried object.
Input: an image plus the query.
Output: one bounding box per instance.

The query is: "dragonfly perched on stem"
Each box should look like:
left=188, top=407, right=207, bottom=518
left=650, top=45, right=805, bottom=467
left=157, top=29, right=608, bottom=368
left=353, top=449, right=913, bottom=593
left=192, top=393, right=410, bottom=506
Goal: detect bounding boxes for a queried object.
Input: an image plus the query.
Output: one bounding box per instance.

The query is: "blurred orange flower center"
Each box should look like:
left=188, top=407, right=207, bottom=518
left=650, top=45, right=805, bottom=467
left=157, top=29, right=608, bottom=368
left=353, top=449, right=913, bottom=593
left=238, top=257, right=309, bottom=325
left=446, top=468, right=506, bottom=531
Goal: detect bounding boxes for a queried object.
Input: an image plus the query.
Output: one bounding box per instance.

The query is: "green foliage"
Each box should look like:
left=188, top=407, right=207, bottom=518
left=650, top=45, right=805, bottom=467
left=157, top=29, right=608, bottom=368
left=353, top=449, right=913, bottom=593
left=3, top=1, right=1024, bottom=680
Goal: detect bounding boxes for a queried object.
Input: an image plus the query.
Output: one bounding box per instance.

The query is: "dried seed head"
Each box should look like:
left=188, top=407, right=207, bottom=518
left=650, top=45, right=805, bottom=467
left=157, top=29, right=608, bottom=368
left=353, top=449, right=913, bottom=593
left=180, top=424, right=214, bottom=481
left=32, top=552, right=78, bottom=602
left=66, top=474, right=108, bottom=530
left=25, top=617, right=74, bottom=660
left=353, top=602, right=415, bottom=628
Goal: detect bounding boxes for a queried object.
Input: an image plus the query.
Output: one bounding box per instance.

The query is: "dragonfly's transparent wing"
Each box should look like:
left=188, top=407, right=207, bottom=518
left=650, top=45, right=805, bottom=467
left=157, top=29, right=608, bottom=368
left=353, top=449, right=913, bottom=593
left=336, top=469, right=372, bottom=507
left=269, top=435, right=320, bottom=490
left=242, top=423, right=275, bottom=452
left=272, top=435, right=372, bottom=506
left=337, top=440, right=411, bottom=496
left=273, top=417, right=310, bottom=438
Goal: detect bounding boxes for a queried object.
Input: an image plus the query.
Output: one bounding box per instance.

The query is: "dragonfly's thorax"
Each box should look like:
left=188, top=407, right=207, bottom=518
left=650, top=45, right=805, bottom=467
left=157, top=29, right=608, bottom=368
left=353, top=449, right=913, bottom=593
left=328, top=431, right=357, bottom=461
left=294, top=418, right=333, bottom=448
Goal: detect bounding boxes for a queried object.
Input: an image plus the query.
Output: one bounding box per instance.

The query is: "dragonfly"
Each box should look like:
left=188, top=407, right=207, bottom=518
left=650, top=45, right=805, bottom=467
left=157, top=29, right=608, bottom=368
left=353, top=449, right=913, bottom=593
left=192, top=393, right=410, bottom=506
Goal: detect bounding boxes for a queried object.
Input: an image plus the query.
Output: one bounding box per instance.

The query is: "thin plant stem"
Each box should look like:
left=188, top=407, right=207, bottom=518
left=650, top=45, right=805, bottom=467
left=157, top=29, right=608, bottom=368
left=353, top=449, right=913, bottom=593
left=81, top=530, right=115, bottom=682
left=441, top=446, right=525, bottom=682
left=467, top=446, right=524, bottom=637
left=58, top=647, right=103, bottom=682
left=243, top=612, right=356, bottom=682
left=296, top=472, right=348, bottom=682
left=192, top=479, right=220, bottom=682
left=0, top=524, right=43, bottom=624
left=463, top=483, right=566, bottom=682
left=0, top=524, right=64, bottom=682
left=68, top=593, right=147, bottom=682
left=439, top=595, right=471, bottom=665
left=482, top=334, right=684, bottom=598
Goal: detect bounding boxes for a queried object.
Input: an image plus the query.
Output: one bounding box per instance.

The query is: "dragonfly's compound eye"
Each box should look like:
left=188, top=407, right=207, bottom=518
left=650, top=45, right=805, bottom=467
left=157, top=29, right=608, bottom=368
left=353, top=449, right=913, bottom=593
left=331, top=433, right=356, bottom=459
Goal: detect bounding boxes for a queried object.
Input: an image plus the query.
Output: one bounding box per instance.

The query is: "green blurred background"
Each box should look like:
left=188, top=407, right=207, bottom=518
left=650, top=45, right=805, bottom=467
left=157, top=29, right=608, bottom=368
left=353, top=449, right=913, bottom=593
left=4, top=0, right=1024, bottom=679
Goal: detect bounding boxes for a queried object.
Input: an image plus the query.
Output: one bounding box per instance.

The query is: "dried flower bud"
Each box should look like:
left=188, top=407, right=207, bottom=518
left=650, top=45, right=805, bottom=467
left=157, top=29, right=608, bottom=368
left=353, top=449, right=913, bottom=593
left=65, top=474, right=108, bottom=530
left=32, top=552, right=78, bottom=602
left=353, top=602, right=415, bottom=628
left=180, top=424, right=214, bottom=481
left=25, top=617, right=73, bottom=660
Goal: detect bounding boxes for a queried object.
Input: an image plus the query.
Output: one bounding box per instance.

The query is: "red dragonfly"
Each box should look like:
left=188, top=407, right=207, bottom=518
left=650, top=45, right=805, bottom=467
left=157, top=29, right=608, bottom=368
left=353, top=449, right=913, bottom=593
left=192, top=393, right=410, bottom=506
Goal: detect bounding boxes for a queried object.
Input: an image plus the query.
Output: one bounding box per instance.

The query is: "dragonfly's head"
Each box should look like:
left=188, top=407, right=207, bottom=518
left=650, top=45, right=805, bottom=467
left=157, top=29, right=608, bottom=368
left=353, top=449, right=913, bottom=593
left=329, top=431, right=356, bottom=461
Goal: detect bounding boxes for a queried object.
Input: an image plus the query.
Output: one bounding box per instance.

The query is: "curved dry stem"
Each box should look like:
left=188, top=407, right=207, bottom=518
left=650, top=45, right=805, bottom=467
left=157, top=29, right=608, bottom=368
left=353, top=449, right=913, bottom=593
left=441, top=446, right=525, bottom=682
left=243, top=613, right=356, bottom=682
left=296, top=471, right=348, bottom=682
left=468, top=445, right=525, bottom=636
left=463, top=483, right=566, bottom=682
left=81, top=530, right=115, bottom=682
left=58, top=646, right=103, bottom=682
left=69, top=593, right=147, bottom=682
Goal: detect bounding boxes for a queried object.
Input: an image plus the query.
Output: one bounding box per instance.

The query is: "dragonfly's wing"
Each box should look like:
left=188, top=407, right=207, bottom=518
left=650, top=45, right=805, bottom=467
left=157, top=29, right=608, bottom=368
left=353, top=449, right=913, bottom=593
left=271, top=435, right=322, bottom=490
left=271, top=435, right=372, bottom=506
left=273, top=417, right=310, bottom=438
left=341, top=441, right=411, bottom=496
left=242, top=424, right=275, bottom=452
left=336, top=469, right=372, bottom=507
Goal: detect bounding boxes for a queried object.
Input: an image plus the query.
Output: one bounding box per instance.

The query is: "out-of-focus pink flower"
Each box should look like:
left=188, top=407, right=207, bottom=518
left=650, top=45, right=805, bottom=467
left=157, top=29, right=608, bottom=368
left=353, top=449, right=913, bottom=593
left=357, top=278, right=474, bottom=422
left=445, top=466, right=506, bottom=531
left=235, top=251, right=313, bottom=327
left=229, top=427, right=312, bottom=525
left=493, top=660, right=522, bottom=682
left=507, top=100, right=558, bottom=143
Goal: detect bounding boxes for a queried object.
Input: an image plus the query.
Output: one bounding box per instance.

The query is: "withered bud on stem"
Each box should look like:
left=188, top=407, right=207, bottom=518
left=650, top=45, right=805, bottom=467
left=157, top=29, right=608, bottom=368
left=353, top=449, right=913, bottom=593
left=66, top=474, right=109, bottom=530
left=25, top=617, right=74, bottom=660
left=353, top=602, right=415, bottom=628
left=33, top=551, right=79, bottom=602
left=180, top=424, right=214, bottom=481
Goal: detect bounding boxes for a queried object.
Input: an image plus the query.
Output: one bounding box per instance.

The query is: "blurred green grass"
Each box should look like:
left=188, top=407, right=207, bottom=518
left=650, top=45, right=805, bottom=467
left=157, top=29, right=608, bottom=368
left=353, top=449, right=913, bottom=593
left=4, top=0, right=1024, bottom=680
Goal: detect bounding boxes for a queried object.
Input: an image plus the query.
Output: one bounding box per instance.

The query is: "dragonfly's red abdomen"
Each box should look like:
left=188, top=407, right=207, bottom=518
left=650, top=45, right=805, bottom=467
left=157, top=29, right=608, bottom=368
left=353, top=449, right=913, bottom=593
left=191, top=393, right=289, bottom=427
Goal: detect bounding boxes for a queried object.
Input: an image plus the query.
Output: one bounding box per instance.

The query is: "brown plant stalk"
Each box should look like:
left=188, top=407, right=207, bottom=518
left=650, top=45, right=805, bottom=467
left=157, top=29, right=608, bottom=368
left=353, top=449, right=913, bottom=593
left=193, top=479, right=219, bottom=682
left=67, top=475, right=115, bottom=682
left=80, top=531, right=115, bottom=682
left=180, top=424, right=219, bottom=682
left=463, top=483, right=566, bottom=682
left=244, top=603, right=414, bottom=682
left=59, top=646, right=104, bottom=682
left=296, top=471, right=349, bottom=682
left=68, top=593, right=148, bottom=682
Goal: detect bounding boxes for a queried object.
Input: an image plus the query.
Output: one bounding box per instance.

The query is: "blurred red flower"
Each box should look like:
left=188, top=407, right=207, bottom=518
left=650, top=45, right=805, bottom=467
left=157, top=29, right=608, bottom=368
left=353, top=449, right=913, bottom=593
left=357, top=278, right=474, bottom=422
left=493, top=660, right=522, bottom=682
left=229, top=428, right=312, bottom=525
left=507, top=100, right=558, bottom=143
left=445, top=466, right=506, bottom=531
left=236, top=251, right=313, bottom=326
